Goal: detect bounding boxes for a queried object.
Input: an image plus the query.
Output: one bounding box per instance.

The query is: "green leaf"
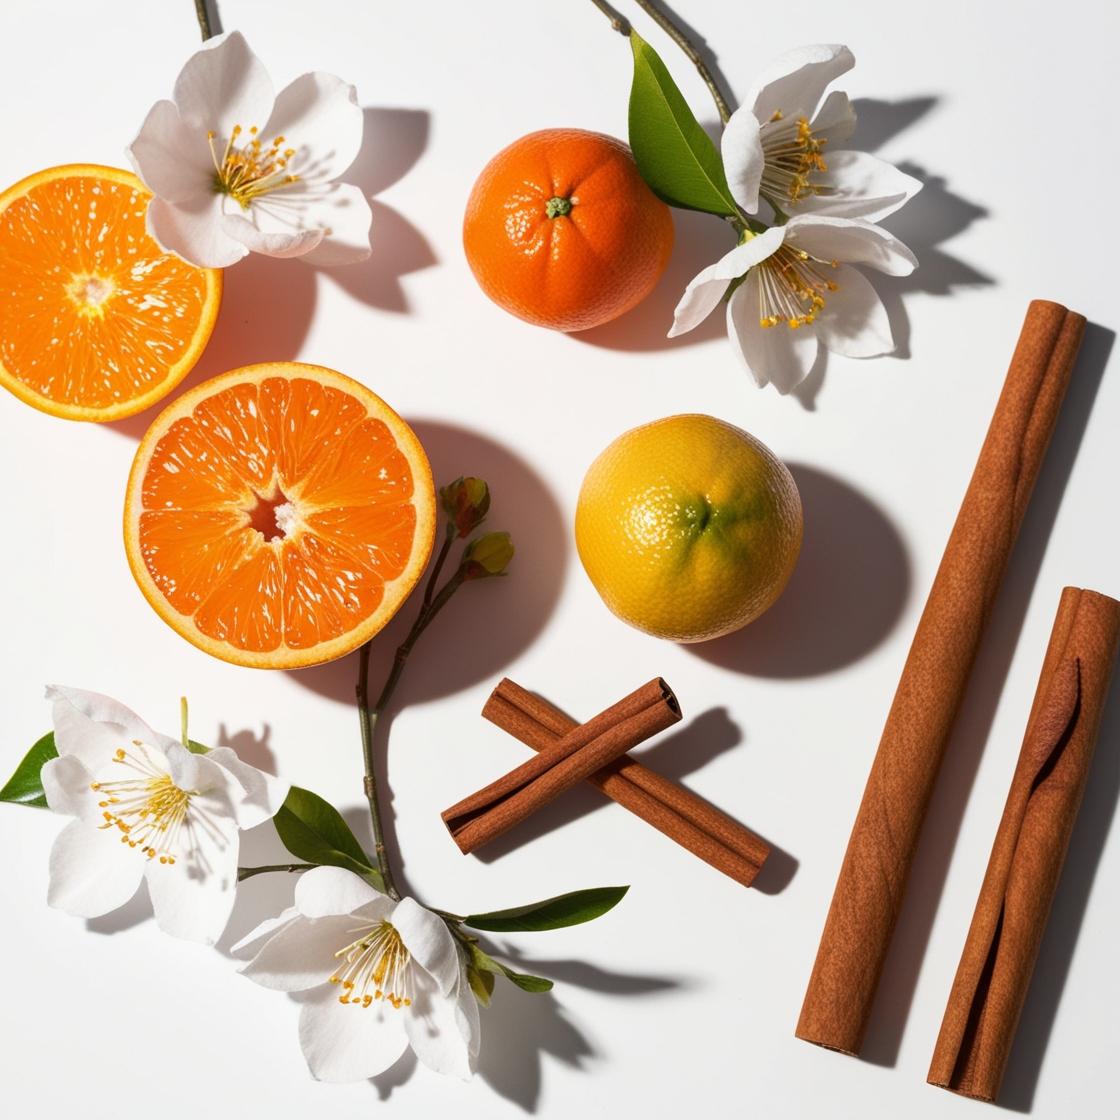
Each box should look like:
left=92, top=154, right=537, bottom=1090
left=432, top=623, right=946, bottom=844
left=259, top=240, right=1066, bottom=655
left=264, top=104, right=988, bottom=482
left=0, top=732, right=59, bottom=808
left=469, top=943, right=553, bottom=995
left=628, top=29, right=738, bottom=216
left=463, top=886, right=629, bottom=932
left=273, top=786, right=384, bottom=892
left=186, top=739, right=210, bottom=755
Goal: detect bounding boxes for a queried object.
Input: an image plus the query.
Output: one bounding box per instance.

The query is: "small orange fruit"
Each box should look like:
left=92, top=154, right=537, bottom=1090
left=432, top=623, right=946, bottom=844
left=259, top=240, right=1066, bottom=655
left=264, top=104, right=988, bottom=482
left=463, top=129, right=674, bottom=332
left=124, top=363, right=436, bottom=668
left=0, top=165, right=221, bottom=421
left=576, top=415, right=803, bottom=642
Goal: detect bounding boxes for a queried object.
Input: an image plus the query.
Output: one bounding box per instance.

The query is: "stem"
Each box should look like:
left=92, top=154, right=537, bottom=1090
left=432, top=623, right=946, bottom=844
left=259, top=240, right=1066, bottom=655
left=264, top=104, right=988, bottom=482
left=193, top=0, right=214, bottom=40
left=238, top=863, right=316, bottom=882
left=355, top=559, right=470, bottom=901
left=589, top=0, right=630, bottom=34
left=422, top=530, right=454, bottom=612
left=632, top=0, right=733, bottom=125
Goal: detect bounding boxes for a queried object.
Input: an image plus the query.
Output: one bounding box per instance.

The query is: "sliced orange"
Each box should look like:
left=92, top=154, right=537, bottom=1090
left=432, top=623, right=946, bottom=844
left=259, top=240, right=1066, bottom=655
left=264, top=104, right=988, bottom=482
left=0, top=164, right=221, bottom=421
left=124, top=363, right=436, bottom=668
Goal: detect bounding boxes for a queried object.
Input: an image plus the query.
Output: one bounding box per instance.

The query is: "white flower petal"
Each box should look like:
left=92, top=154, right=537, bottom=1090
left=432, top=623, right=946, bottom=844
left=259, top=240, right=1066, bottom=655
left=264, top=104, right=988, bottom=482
left=239, top=914, right=356, bottom=991
left=205, top=746, right=289, bottom=829
left=127, top=99, right=214, bottom=202
left=263, top=72, right=363, bottom=183
left=787, top=215, right=917, bottom=275
left=41, top=755, right=101, bottom=825
left=748, top=44, right=855, bottom=123
left=222, top=210, right=326, bottom=259
left=720, top=107, right=765, bottom=214
left=298, top=183, right=373, bottom=266
left=173, top=30, right=274, bottom=137
left=390, top=898, right=459, bottom=996
left=815, top=264, right=895, bottom=357
left=47, top=819, right=144, bottom=918
left=143, top=803, right=239, bottom=944
left=230, top=906, right=300, bottom=956
left=295, top=865, right=389, bottom=919
left=727, top=275, right=819, bottom=392
left=812, top=89, right=857, bottom=144
left=47, top=685, right=169, bottom=769
left=669, top=228, right=785, bottom=337
left=298, top=983, right=409, bottom=1082
left=148, top=194, right=249, bottom=268
left=403, top=966, right=475, bottom=1079
left=793, top=151, right=922, bottom=221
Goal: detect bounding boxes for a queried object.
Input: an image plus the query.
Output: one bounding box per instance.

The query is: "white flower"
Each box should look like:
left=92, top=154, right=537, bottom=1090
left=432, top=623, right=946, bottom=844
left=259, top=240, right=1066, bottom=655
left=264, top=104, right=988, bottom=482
left=722, top=44, right=921, bottom=222
left=234, top=866, right=480, bottom=1082
left=671, top=214, right=917, bottom=392
left=127, top=30, right=371, bottom=268
left=41, top=686, right=288, bottom=944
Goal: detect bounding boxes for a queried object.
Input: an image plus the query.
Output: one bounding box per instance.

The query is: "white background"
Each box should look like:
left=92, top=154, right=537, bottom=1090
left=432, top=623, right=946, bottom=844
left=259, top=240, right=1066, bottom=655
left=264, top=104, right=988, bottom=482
left=1, top=1, right=1117, bottom=1116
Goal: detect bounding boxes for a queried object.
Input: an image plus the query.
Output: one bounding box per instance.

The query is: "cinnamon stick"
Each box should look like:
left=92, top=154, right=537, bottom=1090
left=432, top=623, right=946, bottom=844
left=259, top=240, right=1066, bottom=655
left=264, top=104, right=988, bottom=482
left=797, top=300, right=1086, bottom=1055
left=443, top=678, right=681, bottom=853
left=929, top=587, right=1120, bottom=1102
left=484, top=678, right=770, bottom=887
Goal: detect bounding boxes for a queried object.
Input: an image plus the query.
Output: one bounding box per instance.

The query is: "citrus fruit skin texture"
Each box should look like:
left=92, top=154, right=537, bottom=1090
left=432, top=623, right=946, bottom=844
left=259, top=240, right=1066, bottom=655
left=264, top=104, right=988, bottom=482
left=0, top=165, right=221, bottom=422
left=462, top=129, right=674, bottom=332
left=124, top=363, right=436, bottom=669
left=576, top=415, right=803, bottom=643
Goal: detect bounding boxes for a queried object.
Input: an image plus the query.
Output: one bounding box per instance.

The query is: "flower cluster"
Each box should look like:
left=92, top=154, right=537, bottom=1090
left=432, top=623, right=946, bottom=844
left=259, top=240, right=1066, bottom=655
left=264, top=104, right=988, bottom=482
left=668, top=44, right=921, bottom=392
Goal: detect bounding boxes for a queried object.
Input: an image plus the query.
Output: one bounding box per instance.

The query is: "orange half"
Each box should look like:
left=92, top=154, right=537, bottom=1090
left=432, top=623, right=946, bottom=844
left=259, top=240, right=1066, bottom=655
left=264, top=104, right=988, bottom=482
left=124, top=363, right=436, bottom=668
left=0, top=164, right=221, bottom=421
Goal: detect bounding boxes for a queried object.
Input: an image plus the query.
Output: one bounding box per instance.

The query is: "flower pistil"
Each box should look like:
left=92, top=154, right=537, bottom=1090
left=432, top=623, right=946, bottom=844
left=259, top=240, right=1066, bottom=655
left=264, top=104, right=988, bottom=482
left=208, top=124, right=298, bottom=209
left=330, top=920, right=413, bottom=1009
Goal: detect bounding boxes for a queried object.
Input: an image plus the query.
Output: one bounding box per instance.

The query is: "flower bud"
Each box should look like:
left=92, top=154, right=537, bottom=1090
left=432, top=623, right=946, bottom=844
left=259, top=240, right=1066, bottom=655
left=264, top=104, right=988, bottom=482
left=462, top=532, right=514, bottom=579
left=440, top=477, right=491, bottom=538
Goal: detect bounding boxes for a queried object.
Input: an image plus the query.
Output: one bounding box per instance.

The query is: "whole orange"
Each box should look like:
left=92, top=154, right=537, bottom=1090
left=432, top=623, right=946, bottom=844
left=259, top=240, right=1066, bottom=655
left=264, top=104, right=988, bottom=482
left=462, top=129, right=674, bottom=332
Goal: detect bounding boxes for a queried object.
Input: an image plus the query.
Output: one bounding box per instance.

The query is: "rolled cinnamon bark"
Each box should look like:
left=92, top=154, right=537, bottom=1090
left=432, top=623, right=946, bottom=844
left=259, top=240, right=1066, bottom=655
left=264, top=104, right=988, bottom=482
left=929, top=587, right=1120, bottom=1102
left=484, top=678, right=770, bottom=886
left=797, top=300, right=1086, bottom=1055
left=443, top=678, right=680, bottom=853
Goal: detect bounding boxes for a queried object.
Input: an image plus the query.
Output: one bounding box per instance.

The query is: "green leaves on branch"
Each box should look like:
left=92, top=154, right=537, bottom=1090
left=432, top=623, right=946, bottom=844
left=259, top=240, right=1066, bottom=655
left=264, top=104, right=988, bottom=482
left=463, top=886, right=629, bottom=932
left=0, top=732, right=58, bottom=807
left=466, top=943, right=553, bottom=1004
left=628, top=29, right=738, bottom=217
left=273, top=786, right=385, bottom=892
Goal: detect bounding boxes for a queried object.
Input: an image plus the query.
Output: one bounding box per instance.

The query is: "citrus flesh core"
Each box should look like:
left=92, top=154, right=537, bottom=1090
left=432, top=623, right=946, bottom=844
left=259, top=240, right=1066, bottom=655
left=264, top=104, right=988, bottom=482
left=124, top=363, right=436, bottom=669
left=462, top=128, right=674, bottom=333
left=575, top=415, right=803, bottom=643
left=0, top=165, right=220, bottom=421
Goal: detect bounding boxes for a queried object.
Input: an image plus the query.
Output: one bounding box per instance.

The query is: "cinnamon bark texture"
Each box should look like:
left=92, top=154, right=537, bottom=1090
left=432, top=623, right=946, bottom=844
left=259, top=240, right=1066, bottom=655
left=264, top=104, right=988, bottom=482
left=928, top=587, right=1120, bottom=1102
left=483, top=678, right=770, bottom=886
left=443, top=679, right=681, bottom=854
left=796, top=300, right=1086, bottom=1055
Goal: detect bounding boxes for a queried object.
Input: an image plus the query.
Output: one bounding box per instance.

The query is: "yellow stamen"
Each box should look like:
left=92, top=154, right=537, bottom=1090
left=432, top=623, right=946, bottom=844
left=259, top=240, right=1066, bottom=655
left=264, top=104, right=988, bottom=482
left=207, top=122, right=301, bottom=210
left=329, top=921, right=414, bottom=1011
left=760, top=113, right=830, bottom=205
left=756, top=244, right=840, bottom=329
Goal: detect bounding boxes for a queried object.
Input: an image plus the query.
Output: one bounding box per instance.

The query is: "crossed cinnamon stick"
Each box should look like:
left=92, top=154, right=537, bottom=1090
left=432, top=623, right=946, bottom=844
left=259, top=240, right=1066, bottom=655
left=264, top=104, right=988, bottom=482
left=440, top=678, right=770, bottom=887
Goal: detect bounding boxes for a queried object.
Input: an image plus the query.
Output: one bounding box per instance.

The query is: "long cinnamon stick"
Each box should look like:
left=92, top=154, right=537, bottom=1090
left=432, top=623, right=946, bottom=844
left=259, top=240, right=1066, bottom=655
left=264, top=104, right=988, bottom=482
left=443, top=678, right=680, bottom=853
left=797, top=300, right=1086, bottom=1055
left=484, top=678, right=770, bottom=886
left=929, top=587, right=1120, bottom=1102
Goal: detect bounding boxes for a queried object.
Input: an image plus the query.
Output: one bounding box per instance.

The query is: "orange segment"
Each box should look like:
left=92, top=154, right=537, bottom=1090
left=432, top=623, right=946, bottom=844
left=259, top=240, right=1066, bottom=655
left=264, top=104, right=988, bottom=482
left=0, top=165, right=221, bottom=422
left=124, top=363, right=436, bottom=668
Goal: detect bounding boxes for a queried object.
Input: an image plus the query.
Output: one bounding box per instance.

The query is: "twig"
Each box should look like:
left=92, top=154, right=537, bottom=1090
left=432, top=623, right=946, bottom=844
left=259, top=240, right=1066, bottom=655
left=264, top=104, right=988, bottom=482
left=633, top=0, right=733, bottom=124
left=193, top=0, right=214, bottom=41
left=238, top=863, right=315, bottom=882
left=589, top=0, right=630, bottom=34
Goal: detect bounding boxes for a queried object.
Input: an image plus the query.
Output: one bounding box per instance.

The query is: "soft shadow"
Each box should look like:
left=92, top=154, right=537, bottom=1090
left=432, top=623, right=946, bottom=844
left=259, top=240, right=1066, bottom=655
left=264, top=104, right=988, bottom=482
left=575, top=205, right=736, bottom=351
left=216, top=722, right=275, bottom=773
left=106, top=251, right=317, bottom=440
left=850, top=96, right=937, bottom=152
left=689, top=464, right=910, bottom=678
left=290, top=419, right=567, bottom=708
left=370, top=1049, right=417, bottom=1101
left=498, top=945, right=684, bottom=996
left=321, top=108, right=437, bottom=311
left=997, top=673, right=1120, bottom=1112
left=641, top=3, right=739, bottom=120
left=85, top=880, right=151, bottom=935
left=859, top=323, right=1115, bottom=1068
left=472, top=707, right=742, bottom=862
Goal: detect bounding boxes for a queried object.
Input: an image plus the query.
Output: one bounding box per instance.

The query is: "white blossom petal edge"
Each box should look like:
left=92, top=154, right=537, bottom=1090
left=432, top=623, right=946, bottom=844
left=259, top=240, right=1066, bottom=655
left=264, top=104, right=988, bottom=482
left=127, top=31, right=371, bottom=267
left=41, top=686, right=288, bottom=944
left=721, top=43, right=922, bottom=222
left=233, top=866, right=480, bottom=1082
left=671, top=215, right=916, bottom=393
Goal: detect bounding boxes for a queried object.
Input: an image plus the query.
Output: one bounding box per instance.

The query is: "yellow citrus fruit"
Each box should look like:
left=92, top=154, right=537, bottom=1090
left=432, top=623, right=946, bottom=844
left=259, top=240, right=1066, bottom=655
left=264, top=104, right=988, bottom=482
left=0, top=165, right=221, bottom=421
left=575, top=415, right=802, bottom=642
